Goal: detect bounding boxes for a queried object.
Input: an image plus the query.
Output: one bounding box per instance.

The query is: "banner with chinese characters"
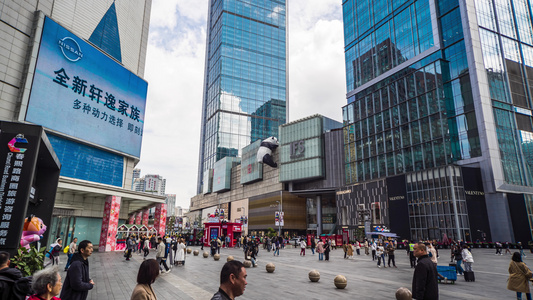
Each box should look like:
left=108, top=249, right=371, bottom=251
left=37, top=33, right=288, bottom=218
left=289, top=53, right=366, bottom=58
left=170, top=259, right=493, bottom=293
left=25, top=16, right=147, bottom=157
left=0, top=131, right=39, bottom=250
left=154, top=204, right=167, bottom=237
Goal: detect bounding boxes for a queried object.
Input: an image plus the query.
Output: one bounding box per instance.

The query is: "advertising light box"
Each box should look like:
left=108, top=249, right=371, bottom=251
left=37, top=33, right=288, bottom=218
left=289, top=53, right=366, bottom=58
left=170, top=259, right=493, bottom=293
left=25, top=16, right=147, bottom=157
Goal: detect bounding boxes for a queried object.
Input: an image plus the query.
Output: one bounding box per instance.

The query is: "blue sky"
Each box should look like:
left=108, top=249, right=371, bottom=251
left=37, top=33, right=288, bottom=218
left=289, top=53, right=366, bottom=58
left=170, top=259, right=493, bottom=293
left=136, top=0, right=347, bottom=209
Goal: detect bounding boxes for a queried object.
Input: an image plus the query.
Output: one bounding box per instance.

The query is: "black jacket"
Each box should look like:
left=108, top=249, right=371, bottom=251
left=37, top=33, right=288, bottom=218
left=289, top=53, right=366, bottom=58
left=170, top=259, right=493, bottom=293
left=412, top=255, right=439, bottom=300
left=211, top=288, right=232, bottom=300
left=0, top=266, right=31, bottom=300
left=60, top=253, right=93, bottom=300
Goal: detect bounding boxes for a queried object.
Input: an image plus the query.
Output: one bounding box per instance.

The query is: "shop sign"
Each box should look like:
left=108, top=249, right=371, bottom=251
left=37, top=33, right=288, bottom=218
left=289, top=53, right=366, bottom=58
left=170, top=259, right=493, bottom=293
left=290, top=140, right=305, bottom=159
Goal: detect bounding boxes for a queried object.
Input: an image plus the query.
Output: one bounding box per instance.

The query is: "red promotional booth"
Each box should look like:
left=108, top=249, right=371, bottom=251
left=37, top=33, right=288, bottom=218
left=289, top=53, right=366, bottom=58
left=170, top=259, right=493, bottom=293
left=203, top=222, right=242, bottom=247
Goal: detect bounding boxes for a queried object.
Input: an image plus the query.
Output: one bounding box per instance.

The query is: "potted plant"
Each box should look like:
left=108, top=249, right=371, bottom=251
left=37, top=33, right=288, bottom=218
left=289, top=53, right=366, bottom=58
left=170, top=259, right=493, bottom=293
left=10, top=245, right=47, bottom=277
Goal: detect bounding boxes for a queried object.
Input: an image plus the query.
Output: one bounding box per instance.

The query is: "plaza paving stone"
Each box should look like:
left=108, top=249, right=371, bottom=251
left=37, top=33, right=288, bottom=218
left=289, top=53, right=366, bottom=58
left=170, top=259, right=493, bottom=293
left=57, top=245, right=530, bottom=299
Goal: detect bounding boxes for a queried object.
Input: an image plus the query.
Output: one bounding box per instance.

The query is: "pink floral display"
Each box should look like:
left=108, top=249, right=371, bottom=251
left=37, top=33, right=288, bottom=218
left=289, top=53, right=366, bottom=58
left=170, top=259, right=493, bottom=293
left=128, top=213, right=135, bottom=225
left=99, top=196, right=121, bottom=252
left=154, top=204, right=167, bottom=237
left=142, top=209, right=149, bottom=226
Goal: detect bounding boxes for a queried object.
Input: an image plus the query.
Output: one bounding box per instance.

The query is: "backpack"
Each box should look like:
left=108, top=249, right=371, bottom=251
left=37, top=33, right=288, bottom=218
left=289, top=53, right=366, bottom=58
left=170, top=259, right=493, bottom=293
left=0, top=275, right=32, bottom=300
left=172, top=242, right=177, bottom=251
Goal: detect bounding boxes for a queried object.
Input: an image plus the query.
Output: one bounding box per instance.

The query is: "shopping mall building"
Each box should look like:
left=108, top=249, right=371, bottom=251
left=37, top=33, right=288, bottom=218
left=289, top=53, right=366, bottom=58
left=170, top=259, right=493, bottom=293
left=0, top=0, right=165, bottom=251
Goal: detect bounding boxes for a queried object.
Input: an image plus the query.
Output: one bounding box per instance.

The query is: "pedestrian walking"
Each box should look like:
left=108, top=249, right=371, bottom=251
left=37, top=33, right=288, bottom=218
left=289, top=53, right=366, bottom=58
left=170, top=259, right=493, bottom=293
left=65, top=237, right=78, bottom=271
left=60, top=240, right=95, bottom=300
left=496, top=241, right=503, bottom=255
left=505, top=241, right=513, bottom=255
left=453, top=244, right=464, bottom=276
left=131, top=259, right=159, bottom=300
left=324, top=240, right=331, bottom=261
left=317, top=240, right=324, bottom=261
left=371, top=240, right=377, bottom=261
left=462, top=244, right=474, bottom=272
left=299, top=238, right=306, bottom=256
left=156, top=237, right=170, bottom=274
left=519, top=242, right=527, bottom=258
left=310, top=237, right=316, bottom=255
left=411, top=242, right=439, bottom=300
left=44, top=238, right=62, bottom=268
left=507, top=252, right=532, bottom=300
left=364, top=240, right=369, bottom=255
left=409, top=241, right=417, bottom=268
left=343, top=241, right=348, bottom=259
left=143, top=237, right=150, bottom=260
left=377, top=243, right=385, bottom=268
left=355, top=240, right=361, bottom=255
left=347, top=242, right=354, bottom=259
left=125, top=235, right=135, bottom=261
left=175, top=238, right=186, bottom=266
left=387, top=242, right=397, bottom=268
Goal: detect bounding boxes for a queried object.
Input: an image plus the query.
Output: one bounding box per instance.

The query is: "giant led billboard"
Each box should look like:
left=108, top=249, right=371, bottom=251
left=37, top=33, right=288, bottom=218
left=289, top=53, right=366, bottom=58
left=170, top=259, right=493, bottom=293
left=25, top=16, right=147, bottom=157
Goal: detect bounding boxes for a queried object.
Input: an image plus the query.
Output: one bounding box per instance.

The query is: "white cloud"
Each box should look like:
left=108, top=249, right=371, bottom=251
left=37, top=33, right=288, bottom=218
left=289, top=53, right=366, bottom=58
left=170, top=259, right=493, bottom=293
left=139, top=1, right=346, bottom=209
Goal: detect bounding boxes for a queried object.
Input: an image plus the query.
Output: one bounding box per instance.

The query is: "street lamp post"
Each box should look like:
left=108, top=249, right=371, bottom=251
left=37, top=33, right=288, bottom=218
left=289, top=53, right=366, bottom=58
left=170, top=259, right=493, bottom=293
left=241, top=206, right=246, bottom=235
left=276, top=200, right=281, bottom=236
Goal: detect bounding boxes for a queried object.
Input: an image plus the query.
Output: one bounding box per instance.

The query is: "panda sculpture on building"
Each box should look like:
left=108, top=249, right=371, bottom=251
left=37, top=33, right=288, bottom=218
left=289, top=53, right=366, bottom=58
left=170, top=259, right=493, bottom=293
left=256, top=136, right=279, bottom=168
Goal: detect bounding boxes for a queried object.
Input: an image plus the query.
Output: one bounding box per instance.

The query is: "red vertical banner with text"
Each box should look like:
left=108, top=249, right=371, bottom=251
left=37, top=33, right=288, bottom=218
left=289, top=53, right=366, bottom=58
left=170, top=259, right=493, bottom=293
left=142, top=209, right=149, bottom=226
left=99, top=195, right=121, bottom=252
left=135, top=211, right=142, bottom=225
left=154, top=204, right=167, bottom=237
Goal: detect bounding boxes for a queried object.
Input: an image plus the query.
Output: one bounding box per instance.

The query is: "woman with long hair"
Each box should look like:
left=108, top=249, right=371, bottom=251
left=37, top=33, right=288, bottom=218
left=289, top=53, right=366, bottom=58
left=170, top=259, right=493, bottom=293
left=508, top=252, right=533, bottom=300
left=131, top=259, right=159, bottom=300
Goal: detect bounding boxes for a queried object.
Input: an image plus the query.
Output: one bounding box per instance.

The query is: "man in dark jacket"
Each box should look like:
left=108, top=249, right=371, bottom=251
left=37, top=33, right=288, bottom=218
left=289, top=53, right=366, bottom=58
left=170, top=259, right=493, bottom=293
left=0, top=251, right=31, bottom=300
left=412, top=242, right=438, bottom=300
left=60, top=240, right=95, bottom=300
left=211, top=260, right=247, bottom=300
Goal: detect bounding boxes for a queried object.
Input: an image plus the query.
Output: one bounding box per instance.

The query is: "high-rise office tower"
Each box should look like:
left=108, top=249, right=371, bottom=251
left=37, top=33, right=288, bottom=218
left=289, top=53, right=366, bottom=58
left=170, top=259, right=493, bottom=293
left=340, top=0, right=533, bottom=243
left=197, top=0, right=288, bottom=193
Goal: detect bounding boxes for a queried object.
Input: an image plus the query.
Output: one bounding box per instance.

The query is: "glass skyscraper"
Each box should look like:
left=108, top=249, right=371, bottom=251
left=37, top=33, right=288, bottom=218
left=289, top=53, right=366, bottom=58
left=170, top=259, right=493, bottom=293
left=341, top=0, right=533, bottom=243
left=197, top=0, right=288, bottom=193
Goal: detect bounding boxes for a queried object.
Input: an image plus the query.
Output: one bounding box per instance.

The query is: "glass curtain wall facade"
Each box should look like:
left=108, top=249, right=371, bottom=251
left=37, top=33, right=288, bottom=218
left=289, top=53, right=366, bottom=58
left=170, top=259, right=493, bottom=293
left=197, top=0, right=288, bottom=193
left=408, top=166, right=470, bottom=242
left=476, top=0, right=533, bottom=187
left=342, top=0, right=481, bottom=185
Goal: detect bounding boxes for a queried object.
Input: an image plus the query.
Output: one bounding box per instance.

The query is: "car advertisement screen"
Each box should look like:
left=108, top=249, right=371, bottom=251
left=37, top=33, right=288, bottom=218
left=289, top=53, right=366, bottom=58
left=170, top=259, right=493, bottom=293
left=25, top=16, right=147, bottom=157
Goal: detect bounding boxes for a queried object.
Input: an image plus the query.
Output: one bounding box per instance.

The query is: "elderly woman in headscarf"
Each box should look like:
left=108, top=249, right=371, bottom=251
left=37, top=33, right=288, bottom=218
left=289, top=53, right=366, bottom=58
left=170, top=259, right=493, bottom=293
left=27, top=267, right=62, bottom=300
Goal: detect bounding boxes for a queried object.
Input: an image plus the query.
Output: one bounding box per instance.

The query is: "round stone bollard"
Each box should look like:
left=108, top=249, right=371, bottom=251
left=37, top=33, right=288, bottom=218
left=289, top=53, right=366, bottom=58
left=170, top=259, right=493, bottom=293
left=203, top=251, right=209, bottom=258
left=266, top=263, right=275, bottom=273
left=227, top=255, right=234, bottom=262
left=334, top=275, right=347, bottom=289
left=193, top=250, right=199, bottom=256
left=243, top=260, right=252, bottom=268
left=214, top=254, right=220, bottom=261
left=309, top=270, right=320, bottom=282
left=186, top=248, right=192, bottom=254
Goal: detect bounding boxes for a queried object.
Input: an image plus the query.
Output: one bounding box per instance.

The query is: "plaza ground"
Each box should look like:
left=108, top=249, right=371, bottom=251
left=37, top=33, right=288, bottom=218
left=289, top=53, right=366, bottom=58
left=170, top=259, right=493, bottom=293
left=58, top=245, right=528, bottom=299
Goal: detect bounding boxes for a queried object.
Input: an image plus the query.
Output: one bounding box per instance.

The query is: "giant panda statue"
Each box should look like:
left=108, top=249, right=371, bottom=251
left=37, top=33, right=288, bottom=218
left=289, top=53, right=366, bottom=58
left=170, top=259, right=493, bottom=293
left=256, top=137, right=279, bottom=168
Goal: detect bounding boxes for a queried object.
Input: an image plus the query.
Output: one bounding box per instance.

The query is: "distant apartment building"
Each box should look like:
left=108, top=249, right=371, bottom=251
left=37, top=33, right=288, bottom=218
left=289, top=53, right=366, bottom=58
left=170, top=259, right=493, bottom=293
left=166, top=194, right=176, bottom=217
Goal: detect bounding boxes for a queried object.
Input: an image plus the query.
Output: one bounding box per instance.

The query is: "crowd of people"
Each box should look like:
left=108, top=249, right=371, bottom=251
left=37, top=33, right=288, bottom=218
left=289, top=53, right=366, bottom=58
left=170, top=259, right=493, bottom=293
left=2, top=234, right=533, bottom=300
